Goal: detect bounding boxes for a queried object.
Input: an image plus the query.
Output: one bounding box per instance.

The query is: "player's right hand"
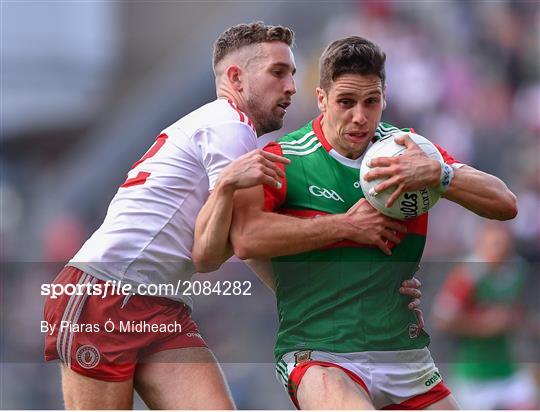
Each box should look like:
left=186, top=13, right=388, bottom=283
left=218, top=149, right=290, bottom=190
left=342, top=198, right=407, bottom=255
left=363, top=134, right=441, bottom=207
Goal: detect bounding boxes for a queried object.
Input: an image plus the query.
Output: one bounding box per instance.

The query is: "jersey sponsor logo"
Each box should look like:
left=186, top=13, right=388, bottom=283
left=308, top=185, right=344, bottom=202
left=75, top=345, right=100, bottom=369
left=424, top=371, right=442, bottom=387
left=353, top=180, right=361, bottom=189
left=294, top=350, right=313, bottom=366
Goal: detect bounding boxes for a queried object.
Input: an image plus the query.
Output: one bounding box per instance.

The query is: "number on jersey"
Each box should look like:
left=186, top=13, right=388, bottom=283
left=121, top=133, right=168, bottom=188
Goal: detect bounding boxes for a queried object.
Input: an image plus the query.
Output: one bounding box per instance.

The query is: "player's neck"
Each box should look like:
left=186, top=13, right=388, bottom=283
left=217, top=89, right=262, bottom=137
left=217, top=87, right=243, bottom=109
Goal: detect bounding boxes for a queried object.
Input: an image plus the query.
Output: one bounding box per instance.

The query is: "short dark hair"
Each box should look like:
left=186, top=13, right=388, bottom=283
left=319, top=36, right=386, bottom=90
left=213, top=21, right=295, bottom=69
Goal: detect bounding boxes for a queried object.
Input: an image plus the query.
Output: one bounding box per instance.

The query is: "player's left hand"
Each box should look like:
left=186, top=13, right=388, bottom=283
left=363, top=134, right=441, bottom=207
left=400, top=277, right=421, bottom=307
left=399, top=277, right=425, bottom=330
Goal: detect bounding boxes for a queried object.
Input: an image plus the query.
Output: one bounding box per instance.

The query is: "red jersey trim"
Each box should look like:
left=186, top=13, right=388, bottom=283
left=288, top=360, right=371, bottom=409
left=312, top=114, right=333, bottom=152
left=227, top=99, right=256, bottom=133
left=262, top=142, right=287, bottom=211
left=434, top=143, right=459, bottom=165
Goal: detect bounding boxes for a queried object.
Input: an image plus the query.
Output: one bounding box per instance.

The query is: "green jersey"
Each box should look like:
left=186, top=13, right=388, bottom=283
left=263, top=116, right=456, bottom=361
left=438, top=258, right=526, bottom=379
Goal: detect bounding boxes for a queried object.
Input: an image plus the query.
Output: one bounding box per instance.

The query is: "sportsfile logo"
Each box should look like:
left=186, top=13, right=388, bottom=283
left=308, top=185, right=344, bottom=202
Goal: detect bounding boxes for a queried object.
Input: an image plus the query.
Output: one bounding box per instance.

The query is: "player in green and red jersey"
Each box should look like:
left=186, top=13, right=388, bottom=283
left=229, top=36, right=517, bottom=409
left=249, top=117, right=454, bottom=409
left=432, top=222, right=538, bottom=409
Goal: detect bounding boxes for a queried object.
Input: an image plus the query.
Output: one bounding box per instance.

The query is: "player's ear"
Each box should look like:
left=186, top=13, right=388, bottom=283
left=382, top=85, right=387, bottom=110
left=226, top=65, right=243, bottom=91
left=316, top=87, right=327, bottom=113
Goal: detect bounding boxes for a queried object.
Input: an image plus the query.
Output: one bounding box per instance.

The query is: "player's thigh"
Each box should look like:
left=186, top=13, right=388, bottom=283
left=134, top=347, right=235, bottom=410
left=297, top=365, right=373, bottom=410
left=423, top=393, right=460, bottom=410
left=61, top=364, right=133, bottom=409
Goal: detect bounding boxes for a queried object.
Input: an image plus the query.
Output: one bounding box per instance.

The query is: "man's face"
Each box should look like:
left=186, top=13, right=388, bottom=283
left=244, top=42, right=296, bottom=135
left=317, top=74, right=385, bottom=159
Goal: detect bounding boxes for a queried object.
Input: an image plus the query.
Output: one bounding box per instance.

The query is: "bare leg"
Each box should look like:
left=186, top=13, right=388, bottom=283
left=61, top=365, right=134, bottom=409
left=134, top=347, right=235, bottom=410
left=296, top=365, right=373, bottom=410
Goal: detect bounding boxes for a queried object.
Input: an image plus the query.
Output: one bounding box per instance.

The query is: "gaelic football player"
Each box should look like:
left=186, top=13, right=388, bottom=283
left=228, top=36, right=517, bottom=409
left=432, top=222, right=537, bottom=409
left=44, top=22, right=296, bottom=409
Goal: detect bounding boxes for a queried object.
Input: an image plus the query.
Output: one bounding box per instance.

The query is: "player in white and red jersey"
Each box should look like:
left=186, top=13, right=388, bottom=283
left=70, top=98, right=261, bottom=303
left=44, top=22, right=296, bottom=409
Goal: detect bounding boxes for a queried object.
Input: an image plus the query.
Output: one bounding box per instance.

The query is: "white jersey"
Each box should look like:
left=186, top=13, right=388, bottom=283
left=71, top=99, right=257, bottom=305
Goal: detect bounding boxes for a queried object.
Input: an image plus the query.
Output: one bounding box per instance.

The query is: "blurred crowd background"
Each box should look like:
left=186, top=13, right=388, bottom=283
left=1, top=1, right=538, bottom=409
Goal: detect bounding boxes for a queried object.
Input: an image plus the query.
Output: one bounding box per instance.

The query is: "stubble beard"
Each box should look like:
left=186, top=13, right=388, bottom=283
left=246, top=93, right=283, bottom=136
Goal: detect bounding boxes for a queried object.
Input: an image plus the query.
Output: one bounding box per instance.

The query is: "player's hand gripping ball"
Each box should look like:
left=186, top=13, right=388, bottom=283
left=360, top=132, right=444, bottom=220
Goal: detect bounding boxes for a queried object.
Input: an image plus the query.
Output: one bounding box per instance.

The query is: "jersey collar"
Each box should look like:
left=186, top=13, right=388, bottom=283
left=312, top=114, right=333, bottom=152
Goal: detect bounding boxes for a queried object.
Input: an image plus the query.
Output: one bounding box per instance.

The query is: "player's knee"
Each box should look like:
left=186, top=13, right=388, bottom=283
left=297, top=365, right=356, bottom=407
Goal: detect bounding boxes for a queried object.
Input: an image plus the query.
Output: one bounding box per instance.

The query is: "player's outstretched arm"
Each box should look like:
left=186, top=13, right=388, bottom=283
left=442, top=165, right=517, bottom=221
left=192, top=149, right=289, bottom=273
left=230, top=186, right=407, bottom=259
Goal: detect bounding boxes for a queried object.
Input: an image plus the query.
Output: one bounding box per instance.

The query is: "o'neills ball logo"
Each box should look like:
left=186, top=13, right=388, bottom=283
left=76, top=345, right=100, bottom=369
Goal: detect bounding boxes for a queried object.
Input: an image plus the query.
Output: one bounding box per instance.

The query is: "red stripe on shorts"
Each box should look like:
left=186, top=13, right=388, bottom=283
left=287, top=360, right=371, bottom=409
left=381, top=382, right=451, bottom=410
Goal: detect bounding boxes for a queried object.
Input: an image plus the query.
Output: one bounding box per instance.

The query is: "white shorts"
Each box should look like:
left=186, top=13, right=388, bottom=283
left=276, top=348, right=451, bottom=409
left=451, top=366, right=538, bottom=409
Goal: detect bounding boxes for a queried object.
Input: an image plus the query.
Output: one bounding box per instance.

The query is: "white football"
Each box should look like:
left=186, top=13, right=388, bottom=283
left=360, top=131, right=444, bottom=220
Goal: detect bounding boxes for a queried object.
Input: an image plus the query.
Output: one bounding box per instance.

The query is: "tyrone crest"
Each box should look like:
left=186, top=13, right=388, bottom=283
left=76, top=345, right=100, bottom=369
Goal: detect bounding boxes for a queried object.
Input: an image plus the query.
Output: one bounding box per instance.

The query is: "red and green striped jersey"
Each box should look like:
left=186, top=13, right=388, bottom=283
left=263, top=116, right=457, bottom=360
